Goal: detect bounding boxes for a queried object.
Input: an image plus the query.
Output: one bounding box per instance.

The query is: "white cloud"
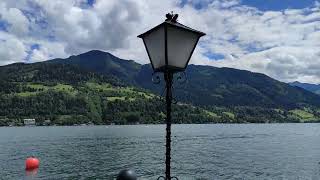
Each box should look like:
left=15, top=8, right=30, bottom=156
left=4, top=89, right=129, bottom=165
left=0, top=2, right=29, bottom=37
left=205, top=46, right=320, bottom=83
left=28, top=0, right=143, bottom=55
left=0, top=0, right=319, bottom=84
left=184, top=1, right=320, bottom=83
left=29, top=41, right=68, bottom=62
left=0, top=32, right=27, bottom=65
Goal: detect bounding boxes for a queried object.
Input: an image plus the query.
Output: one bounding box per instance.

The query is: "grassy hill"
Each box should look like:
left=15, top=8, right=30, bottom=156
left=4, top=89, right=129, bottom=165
left=0, top=63, right=220, bottom=126
left=1, top=50, right=320, bottom=125
left=49, top=50, right=320, bottom=109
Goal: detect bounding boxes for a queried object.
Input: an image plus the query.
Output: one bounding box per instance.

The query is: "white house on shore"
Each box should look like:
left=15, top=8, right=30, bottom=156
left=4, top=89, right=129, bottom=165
left=24, top=119, right=36, bottom=126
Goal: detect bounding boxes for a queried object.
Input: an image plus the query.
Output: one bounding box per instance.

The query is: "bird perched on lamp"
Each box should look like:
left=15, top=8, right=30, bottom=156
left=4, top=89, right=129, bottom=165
left=165, top=12, right=178, bottom=23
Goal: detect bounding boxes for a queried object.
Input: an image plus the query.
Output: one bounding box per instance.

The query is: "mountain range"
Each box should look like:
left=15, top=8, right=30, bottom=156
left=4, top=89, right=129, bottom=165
left=50, top=50, right=320, bottom=108
left=1, top=50, right=320, bottom=125
left=289, top=81, right=320, bottom=95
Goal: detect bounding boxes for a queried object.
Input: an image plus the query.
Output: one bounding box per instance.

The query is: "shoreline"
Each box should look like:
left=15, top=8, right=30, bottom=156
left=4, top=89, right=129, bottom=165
left=1, top=122, right=320, bottom=127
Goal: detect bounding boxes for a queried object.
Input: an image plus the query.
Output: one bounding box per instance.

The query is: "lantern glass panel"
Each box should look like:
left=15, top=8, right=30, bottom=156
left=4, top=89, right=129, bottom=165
left=167, top=25, right=200, bottom=69
left=143, top=26, right=165, bottom=70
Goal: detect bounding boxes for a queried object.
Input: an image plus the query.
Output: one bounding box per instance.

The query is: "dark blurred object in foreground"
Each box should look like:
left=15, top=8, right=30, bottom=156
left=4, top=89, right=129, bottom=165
left=117, top=169, right=137, bottom=180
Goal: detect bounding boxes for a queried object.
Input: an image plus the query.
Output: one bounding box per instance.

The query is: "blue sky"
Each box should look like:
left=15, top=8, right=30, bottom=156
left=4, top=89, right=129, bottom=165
left=180, top=0, right=318, bottom=10
left=0, top=0, right=319, bottom=83
left=241, top=0, right=317, bottom=11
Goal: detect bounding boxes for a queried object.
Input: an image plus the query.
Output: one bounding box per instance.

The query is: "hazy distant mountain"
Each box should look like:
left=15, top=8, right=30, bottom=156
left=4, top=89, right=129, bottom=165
left=1, top=50, right=320, bottom=125
left=289, top=81, right=320, bottom=95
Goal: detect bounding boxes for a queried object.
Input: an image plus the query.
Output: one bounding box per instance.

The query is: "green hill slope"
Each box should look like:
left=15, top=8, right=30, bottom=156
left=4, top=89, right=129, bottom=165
left=1, top=50, right=320, bottom=125
left=0, top=62, right=220, bottom=126
left=50, top=50, right=320, bottom=109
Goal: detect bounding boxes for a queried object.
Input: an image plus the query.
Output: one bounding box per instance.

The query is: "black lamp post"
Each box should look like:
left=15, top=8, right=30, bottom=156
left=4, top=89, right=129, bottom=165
left=138, top=13, right=205, bottom=180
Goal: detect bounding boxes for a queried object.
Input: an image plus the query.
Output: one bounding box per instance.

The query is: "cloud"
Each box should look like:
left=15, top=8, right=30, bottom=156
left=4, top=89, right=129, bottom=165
left=0, top=0, right=319, bottom=84
left=28, top=41, right=67, bottom=62
left=27, top=0, right=143, bottom=55
left=0, top=2, right=29, bottom=36
left=0, top=32, right=27, bottom=65
left=186, top=1, right=320, bottom=83
left=206, top=46, right=320, bottom=83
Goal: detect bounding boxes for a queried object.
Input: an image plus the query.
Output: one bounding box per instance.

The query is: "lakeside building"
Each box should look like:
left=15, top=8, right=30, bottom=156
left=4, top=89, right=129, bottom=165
left=24, top=119, right=36, bottom=126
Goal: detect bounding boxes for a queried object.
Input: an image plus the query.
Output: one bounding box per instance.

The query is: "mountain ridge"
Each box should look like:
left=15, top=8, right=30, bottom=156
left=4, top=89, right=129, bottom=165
left=1, top=50, right=320, bottom=125
left=46, top=50, right=320, bottom=108
left=289, top=81, right=320, bottom=95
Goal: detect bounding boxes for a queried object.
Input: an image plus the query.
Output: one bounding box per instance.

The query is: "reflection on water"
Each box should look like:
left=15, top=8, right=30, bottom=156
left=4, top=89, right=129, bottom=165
left=26, top=168, right=38, bottom=177
left=0, top=124, right=320, bottom=179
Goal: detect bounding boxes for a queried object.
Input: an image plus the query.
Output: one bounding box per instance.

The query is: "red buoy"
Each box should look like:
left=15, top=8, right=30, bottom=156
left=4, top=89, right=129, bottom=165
left=25, top=157, right=40, bottom=170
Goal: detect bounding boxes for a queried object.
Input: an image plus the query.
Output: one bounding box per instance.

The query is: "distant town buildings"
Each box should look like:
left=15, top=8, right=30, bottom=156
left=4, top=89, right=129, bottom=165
left=23, top=119, right=36, bottom=126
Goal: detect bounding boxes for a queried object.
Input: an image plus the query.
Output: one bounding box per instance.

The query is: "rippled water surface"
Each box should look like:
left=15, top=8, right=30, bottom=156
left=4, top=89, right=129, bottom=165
left=1, top=124, right=320, bottom=179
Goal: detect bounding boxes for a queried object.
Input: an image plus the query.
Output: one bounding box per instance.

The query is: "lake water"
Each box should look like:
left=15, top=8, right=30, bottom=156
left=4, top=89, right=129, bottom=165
left=1, top=124, right=320, bottom=180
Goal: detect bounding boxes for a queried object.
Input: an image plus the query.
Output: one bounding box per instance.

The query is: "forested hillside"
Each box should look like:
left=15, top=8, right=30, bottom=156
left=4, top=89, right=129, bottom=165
left=1, top=50, right=320, bottom=126
left=0, top=62, right=219, bottom=126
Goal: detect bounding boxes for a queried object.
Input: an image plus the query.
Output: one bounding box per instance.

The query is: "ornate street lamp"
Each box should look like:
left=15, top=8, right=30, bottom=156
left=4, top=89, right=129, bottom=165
left=138, top=13, right=205, bottom=179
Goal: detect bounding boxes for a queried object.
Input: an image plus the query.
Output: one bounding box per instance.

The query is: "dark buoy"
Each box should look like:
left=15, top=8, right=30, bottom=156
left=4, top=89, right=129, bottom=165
left=25, top=157, right=40, bottom=171
left=117, top=169, right=137, bottom=180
